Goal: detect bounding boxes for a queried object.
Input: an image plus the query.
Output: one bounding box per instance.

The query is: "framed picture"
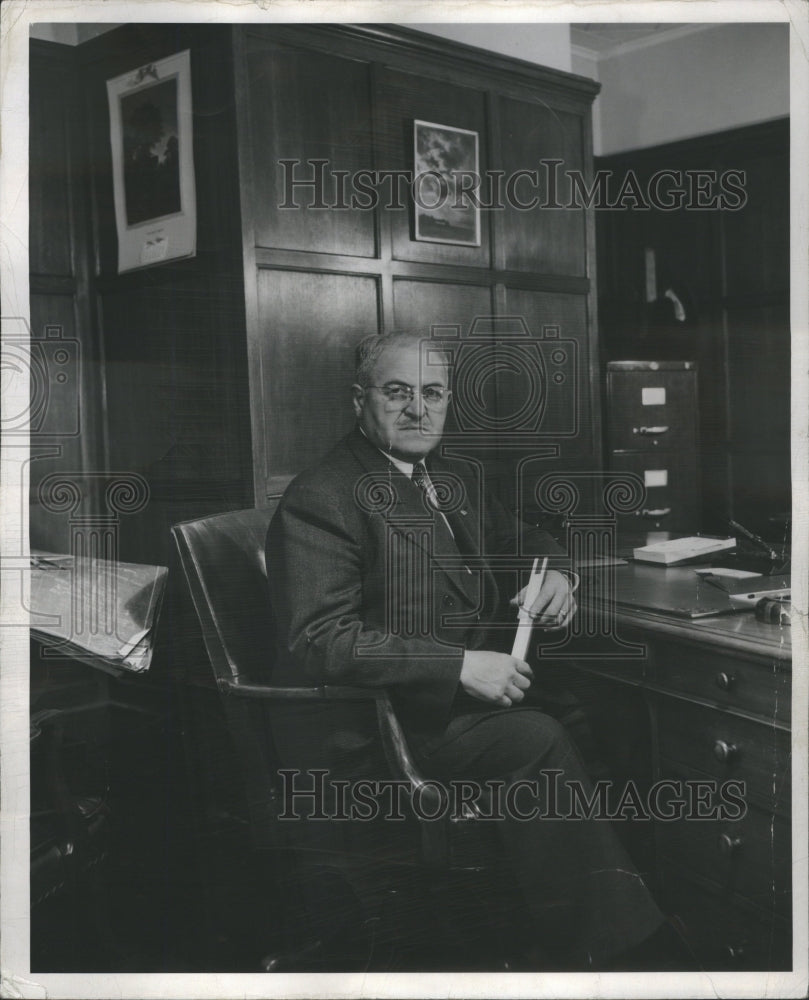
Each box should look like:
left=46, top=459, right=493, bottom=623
left=413, top=119, right=481, bottom=246
left=106, top=50, right=196, bottom=273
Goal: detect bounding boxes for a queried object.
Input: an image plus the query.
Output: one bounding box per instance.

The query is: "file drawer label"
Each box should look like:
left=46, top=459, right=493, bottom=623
left=642, top=386, right=666, bottom=405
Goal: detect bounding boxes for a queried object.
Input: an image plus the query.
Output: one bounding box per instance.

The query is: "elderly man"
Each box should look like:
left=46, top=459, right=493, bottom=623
left=266, top=330, right=675, bottom=970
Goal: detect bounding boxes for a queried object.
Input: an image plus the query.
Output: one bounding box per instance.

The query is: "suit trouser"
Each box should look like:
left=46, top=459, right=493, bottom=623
left=417, top=704, right=664, bottom=967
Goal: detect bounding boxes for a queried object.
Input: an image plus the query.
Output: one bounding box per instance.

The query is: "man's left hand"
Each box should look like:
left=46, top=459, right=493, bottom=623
left=510, top=569, right=576, bottom=629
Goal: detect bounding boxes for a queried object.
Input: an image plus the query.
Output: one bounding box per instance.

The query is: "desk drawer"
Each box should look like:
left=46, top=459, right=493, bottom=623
left=655, top=796, right=791, bottom=917
left=657, top=862, right=792, bottom=971
left=609, top=451, right=698, bottom=530
left=651, top=644, right=790, bottom=725
left=607, top=366, right=698, bottom=453
left=657, top=697, right=790, bottom=813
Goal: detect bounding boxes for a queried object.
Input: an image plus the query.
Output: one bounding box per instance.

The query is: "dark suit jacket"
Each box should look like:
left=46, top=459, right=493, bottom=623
left=266, top=427, right=564, bottom=758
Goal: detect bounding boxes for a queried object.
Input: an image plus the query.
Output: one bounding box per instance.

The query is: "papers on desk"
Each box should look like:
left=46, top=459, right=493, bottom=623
left=633, top=535, right=736, bottom=565
left=575, top=555, right=629, bottom=569
left=695, top=567, right=791, bottom=605
left=29, top=552, right=167, bottom=673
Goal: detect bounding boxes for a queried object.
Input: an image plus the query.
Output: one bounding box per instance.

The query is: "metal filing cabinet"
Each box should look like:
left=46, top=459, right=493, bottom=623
left=606, top=361, right=699, bottom=531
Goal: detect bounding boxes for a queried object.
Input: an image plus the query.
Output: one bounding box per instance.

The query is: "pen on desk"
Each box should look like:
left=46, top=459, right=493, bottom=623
left=512, top=556, right=547, bottom=661
left=30, top=556, right=71, bottom=571
left=727, top=519, right=780, bottom=562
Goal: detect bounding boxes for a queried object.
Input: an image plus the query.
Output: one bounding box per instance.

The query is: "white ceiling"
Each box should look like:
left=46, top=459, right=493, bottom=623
left=571, top=23, right=704, bottom=58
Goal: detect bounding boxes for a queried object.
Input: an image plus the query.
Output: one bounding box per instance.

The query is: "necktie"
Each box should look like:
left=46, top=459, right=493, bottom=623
left=412, top=461, right=438, bottom=509
left=413, top=462, right=458, bottom=543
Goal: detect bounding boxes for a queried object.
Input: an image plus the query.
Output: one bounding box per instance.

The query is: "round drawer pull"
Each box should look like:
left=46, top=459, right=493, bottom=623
left=718, top=833, right=743, bottom=855
left=725, top=943, right=745, bottom=962
left=715, top=671, right=737, bottom=691
left=713, top=739, right=737, bottom=762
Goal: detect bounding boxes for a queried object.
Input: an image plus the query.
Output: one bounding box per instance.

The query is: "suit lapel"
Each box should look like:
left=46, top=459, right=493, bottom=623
left=346, top=429, right=482, bottom=604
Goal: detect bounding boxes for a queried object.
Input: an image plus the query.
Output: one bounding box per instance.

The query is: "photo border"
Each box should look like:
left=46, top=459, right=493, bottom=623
left=2, top=3, right=807, bottom=999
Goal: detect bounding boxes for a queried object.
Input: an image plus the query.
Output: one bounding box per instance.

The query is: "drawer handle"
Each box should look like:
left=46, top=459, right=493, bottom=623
left=634, top=425, right=670, bottom=435
left=718, top=833, right=743, bottom=855
left=725, top=942, right=746, bottom=963
left=638, top=507, right=672, bottom=518
left=715, top=671, right=737, bottom=691
left=713, top=739, right=738, bottom=763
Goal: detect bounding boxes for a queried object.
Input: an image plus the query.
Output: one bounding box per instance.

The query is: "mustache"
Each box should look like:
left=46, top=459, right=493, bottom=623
left=395, top=419, right=434, bottom=428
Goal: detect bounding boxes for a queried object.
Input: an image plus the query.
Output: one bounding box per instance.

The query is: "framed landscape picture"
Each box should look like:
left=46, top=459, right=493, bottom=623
left=106, top=50, right=196, bottom=272
left=413, top=119, right=481, bottom=246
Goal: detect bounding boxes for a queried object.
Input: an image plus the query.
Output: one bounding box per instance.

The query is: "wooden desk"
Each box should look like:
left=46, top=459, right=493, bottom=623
left=574, top=561, right=792, bottom=971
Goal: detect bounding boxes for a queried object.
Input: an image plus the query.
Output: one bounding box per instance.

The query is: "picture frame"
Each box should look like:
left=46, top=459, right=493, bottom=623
left=106, top=49, right=196, bottom=273
left=413, top=119, right=481, bottom=246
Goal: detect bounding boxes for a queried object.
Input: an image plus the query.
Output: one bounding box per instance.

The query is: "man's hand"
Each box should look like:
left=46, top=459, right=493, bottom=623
left=460, top=650, right=533, bottom=707
left=510, top=569, right=576, bottom=629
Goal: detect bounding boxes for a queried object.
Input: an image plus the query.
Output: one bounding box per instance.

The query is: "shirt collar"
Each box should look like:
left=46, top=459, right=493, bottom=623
left=358, top=426, right=420, bottom=478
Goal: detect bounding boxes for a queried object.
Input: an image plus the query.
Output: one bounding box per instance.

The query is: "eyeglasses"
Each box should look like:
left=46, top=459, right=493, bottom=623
left=366, top=383, right=451, bottom=409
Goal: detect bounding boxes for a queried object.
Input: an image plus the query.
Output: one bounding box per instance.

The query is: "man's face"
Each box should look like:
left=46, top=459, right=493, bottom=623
left=352, top=342, right=449, bottom=462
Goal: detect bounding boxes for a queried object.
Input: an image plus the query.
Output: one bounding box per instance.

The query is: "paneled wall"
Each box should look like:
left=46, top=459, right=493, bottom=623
left=29, top=41, right=102, bottom=551
left=596, top=119, right=790, bottom=537
left=76, top=24, right=254, bottom=571
left=235, top=25, right=602, bottom=513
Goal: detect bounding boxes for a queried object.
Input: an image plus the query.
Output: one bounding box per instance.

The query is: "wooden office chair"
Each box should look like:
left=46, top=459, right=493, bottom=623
left=171, top=505, right=520, bottom=971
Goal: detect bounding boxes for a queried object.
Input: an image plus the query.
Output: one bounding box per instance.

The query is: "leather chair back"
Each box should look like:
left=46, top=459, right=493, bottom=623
left=172, top=504, right=279, bottom=688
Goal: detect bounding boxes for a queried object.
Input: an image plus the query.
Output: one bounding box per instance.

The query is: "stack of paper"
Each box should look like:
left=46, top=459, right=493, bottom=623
left=29, top=552, right=167, bottom=673
left=633, top=536, right=736, bottom=566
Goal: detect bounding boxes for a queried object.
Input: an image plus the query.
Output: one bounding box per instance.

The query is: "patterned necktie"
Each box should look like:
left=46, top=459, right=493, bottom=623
left=412, top=461, right=438, bottom=509
left=413, top=461, right=458, bottom=543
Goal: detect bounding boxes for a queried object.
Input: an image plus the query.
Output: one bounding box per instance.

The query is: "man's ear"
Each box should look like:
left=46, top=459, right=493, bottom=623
left=351, top=384, right=364, bottom=419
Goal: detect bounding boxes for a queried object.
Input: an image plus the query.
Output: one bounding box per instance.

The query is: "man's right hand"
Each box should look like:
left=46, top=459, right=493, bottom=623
left=459, top=651, right=533, bottom=707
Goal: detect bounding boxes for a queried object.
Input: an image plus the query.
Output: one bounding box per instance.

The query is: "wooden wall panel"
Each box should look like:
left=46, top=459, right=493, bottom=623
left=376, top=68, right=491, bottom=268
left=726, top=300, right=790, bottom=529
left=255, top=269, right=379, bottom=493
left=78, top=25, right=253, bottom=574
left=723, top=150, right=789, bottom=299
left=498, top=97, right=586, bottom=276
left=29, top=41, right=103, bottom=553
left=100, top=275, right=250, bottom=481
left=502, top=289, right=592, bottom=456
left=245, top=37, right=376, bottom=257
left=27, top=293, right=83, bottom=552
left=29, top=51, right=74, bottom=278
left=393, top=279, right=492, bottom=333
left=236, top=25, right=600, bottom=506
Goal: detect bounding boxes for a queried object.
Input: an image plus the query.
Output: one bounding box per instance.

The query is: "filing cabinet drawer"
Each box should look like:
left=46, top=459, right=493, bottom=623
left=607, top=364, right=698, bottom=453
left=651, top=644, right=791, bottom=725
left=654, top=789, right=791, bottom=917
left=657, top=862, right=792, bottom=970
left=656, top=696, right=791, bottom=813
left=609, top=451, right=699, bottom=529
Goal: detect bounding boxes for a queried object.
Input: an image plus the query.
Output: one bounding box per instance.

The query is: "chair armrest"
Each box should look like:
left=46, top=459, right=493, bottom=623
left=218, top=675, right=453, bottom=866
left=216, top=677, right=387, bottom=702
left=219, top=676, right=436, bottom=795
left=218, top=678, right=423, bottom=781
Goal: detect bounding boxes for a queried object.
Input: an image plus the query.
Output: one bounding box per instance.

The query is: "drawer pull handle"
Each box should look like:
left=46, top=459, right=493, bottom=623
left=634, top=425, right=670, bottom=435
left=713, top=739, right=737, bottom=763
left=638, top=507, right=672, bottom=518
left=718, top=833, right=743, bottom=855
left=715, top=671, right=737, bottom=691
left=725, top=943, right=746, bottom=963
